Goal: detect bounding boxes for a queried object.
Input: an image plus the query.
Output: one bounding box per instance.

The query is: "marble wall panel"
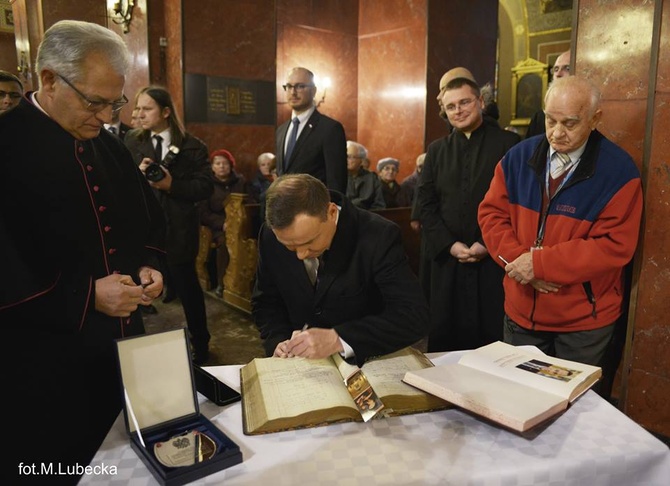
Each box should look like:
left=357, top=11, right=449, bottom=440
left=146, top=0, right=165, bottom=86
left=358, top=0, right=426, bottom=36
left=40, top=0, right=105, bottom=29
left=188, top=124, right=276, bottom=183
left=277, top=0, right=358, bottom=35
left=0, top=33, right=17, bottom=73
left=625, top=369, right=670, bottom=437
left=577, top=0, right=669, bottom=437
left=597, top=99, right=647, bottom=167
left=629, top=97, right=670, bottom=372
left=657, top=2, right=670, bottom=94
left=625, top=4, right=670, bottom=436
left=163, top=0, right=183, bottom=117
left=183, top=0, right=275, bottom=80
left=358, top=24, right=426, bottom=181
left=576, top=0, right=654, bottom=102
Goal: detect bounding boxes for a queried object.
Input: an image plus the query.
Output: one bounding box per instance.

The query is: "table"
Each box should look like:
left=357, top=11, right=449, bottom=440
left=81, top=351, right=670, bottom=485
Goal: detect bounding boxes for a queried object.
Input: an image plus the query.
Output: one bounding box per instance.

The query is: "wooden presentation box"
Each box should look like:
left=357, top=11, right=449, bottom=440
left=115, top=328, right=242, bottom=486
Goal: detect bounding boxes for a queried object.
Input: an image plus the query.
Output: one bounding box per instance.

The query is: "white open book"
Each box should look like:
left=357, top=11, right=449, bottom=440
left=403, top=341, right=601, bottom=432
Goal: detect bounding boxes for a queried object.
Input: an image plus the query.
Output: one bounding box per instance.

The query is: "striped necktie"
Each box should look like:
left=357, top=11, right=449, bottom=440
left=304, top=257, right=319, bottom=286
left=551, top=152, right=571, bottom=179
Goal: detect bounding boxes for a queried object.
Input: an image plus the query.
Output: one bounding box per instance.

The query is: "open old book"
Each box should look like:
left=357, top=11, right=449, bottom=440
left=240, top=347, right=448, bottom=435
left=402, top=341, right=601, bottom=432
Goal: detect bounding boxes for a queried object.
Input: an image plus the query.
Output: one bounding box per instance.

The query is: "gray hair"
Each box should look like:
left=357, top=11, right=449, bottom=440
left=257, top=152, right=276, bottom=167
left=36, top=20, right=130, bottom=87
left=545, top=76, right=601, bottom=116
left=346, top=140, right=368, bottom=159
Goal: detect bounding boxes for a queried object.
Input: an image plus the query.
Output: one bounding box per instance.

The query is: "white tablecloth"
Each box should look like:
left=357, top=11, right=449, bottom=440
left=81, top=351, right=670, bottom=485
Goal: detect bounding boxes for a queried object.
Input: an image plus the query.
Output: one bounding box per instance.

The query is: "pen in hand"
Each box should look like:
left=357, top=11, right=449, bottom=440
left=498, top=255, right=510, bottom=266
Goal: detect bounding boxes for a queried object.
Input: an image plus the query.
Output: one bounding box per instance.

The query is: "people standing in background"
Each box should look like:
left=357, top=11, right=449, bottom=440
left=249, top=152, right=276, bottom=203
left=199, top=149, right=247, bottom=298
left=480, top=82, right=501, bottom=127
left=377, top=157, right=411, bottom=208
left=526, top=50, right=571, bottom=139
left=417, top=70, right=520, bottom=352
left=478, top=76, right=643, bottom=394
left=0, top=70, right=23, bottom=115
left=1, top=20, right=165, bottom=483
left=104, top=108, right=131, bottom=139
left=402, top=152, right=425, bottom=211
left=346, top=140, right=385, bottom=210
left=125, top=85, right=213, bottom=365
left=275, top=67, right=347, bottom=193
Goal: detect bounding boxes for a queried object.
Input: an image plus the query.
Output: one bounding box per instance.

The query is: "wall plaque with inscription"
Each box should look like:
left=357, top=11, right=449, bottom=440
left=185, top=74, right=275, bottom=125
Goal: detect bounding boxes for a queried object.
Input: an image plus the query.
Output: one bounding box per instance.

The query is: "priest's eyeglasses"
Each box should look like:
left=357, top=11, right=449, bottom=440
left=56, top=73, right=129, bottom=114
left=282, top=83, right=314, bottom=92
left=445, top=98, right=477, bottom=113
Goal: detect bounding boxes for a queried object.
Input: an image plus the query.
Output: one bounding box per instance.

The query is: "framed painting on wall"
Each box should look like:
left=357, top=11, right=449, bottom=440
left=0, top=0, right=14, bottom=33
left=509, top=58, right=549, bottom=130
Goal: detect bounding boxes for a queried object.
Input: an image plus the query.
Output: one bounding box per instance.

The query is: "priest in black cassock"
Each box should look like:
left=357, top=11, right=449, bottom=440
left=1, top=21, right=166, bottom=484
left=417, top=73, right=520, bottom=352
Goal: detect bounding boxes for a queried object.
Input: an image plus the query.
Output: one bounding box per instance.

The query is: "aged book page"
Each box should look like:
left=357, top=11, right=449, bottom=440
left=241, top=357, right=360, bottom=435
left=241, top=347, right=448, bottom=435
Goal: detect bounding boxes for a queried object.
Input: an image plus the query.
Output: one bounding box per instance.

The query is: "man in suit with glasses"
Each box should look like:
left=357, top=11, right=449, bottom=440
left=275, top=67, right=347, bottom=194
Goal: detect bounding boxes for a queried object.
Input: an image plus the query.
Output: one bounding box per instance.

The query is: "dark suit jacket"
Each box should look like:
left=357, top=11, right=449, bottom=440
left=276, top=109, right=347, bottom=193
left=125, top=129, right=213, bottom=264
left=525, top=110, right=545, bottom=139
left=252, top=192, right=429, bottom=366
left=118, top=122, right=131, bottom=140
left=106, top=121, right=131, bottom=140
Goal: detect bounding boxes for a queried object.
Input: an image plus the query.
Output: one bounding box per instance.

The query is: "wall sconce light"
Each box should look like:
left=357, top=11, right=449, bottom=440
left=316, top=76, right=332, bottom=107
left=109, top=0, right=135, bottom=33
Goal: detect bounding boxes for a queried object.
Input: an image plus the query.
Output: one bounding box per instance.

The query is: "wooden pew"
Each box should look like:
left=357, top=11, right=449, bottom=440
left=222, top=194, right=259, bottom=314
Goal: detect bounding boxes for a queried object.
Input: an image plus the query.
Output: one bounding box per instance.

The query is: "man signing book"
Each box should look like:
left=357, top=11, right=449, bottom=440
left=252, top=174, right=429, bottom=367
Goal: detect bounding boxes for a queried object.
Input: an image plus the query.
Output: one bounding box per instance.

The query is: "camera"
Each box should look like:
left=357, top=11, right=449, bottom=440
left=145, top=145, right=180, bottom=182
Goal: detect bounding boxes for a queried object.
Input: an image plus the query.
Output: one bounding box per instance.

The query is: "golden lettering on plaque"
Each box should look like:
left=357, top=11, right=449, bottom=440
left=226, top=86, right=241, bottom=115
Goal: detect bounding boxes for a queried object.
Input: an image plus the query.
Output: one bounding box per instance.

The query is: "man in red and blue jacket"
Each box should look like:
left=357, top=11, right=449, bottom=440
left=478, top=76, right=643, bottom=376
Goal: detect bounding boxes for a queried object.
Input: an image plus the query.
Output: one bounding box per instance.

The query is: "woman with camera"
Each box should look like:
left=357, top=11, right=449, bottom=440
left=125, top=85, right=213, bottom=365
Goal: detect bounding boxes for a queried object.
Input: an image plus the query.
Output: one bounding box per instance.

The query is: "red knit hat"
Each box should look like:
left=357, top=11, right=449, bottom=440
left=210, top=149, right=236, bottom=168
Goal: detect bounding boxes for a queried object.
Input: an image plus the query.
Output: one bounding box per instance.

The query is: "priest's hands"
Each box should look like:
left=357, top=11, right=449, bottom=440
left=94, top=268, right=164, bottom=317
left=450, top=241, right=489, bottom=263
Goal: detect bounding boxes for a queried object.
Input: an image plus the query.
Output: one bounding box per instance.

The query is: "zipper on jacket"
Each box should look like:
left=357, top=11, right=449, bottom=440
left=582, top=282, right=597, bottom=318
left=529, top=289, right=538, bottom=330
